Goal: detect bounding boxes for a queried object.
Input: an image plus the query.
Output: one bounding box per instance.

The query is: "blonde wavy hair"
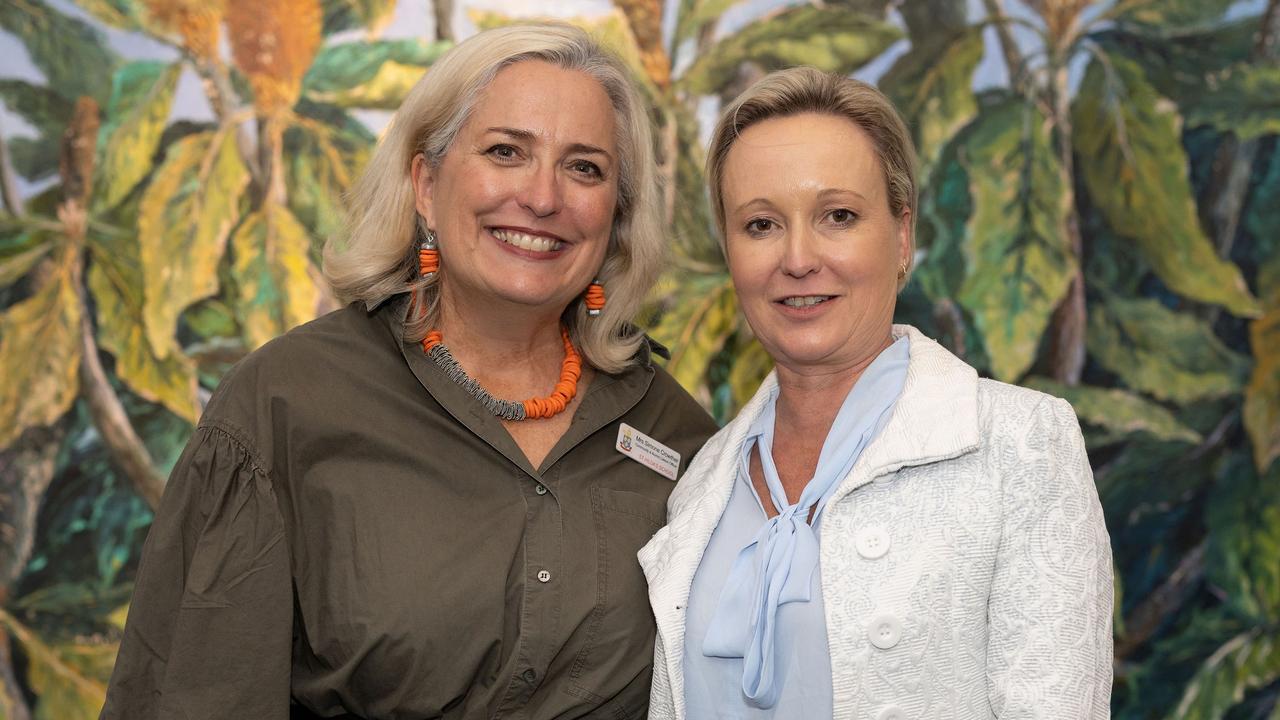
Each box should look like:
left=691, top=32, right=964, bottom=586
left=706, top=67, right=918, bottom=289
left=323, top=23, right=664, bottom=373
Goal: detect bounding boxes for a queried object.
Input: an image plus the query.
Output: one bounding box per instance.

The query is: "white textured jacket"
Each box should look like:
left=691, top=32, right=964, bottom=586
left=640, top=326, right=1113, bottom=719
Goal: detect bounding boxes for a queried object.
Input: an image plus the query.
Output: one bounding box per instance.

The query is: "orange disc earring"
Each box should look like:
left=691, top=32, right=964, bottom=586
left=584, top=279, right=606, bottom=316
left=419, top=229, right=439, bottom=278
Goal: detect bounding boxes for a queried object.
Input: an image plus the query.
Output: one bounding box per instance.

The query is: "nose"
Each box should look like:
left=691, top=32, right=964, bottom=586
left=517, top=162, right=562, bottom=218
left=779, top=224, right=821, bottom=278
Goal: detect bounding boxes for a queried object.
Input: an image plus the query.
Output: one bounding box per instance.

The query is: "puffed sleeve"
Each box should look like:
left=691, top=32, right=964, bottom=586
left=986, top=397, right=1114, bottom=718
left=100, top=422, right=292, bottom=720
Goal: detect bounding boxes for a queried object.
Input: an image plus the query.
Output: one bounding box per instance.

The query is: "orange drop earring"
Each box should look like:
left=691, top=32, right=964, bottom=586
left=419, top=229, right=439, bottom=278
left=584, top=279, right=605, bottom=316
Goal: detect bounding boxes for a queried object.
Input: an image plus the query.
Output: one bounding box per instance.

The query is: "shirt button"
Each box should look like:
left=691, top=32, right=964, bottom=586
left=855, top=526, right=890, bottom=559
left=537, top=569, right=551, bottom=583
left=868, top=613, right=902, bottom=649
left=521, top=668, right=537, bottom=684
left=876, top=705, right=906, bottom=720
left=535, top=484, right=548, bottom=495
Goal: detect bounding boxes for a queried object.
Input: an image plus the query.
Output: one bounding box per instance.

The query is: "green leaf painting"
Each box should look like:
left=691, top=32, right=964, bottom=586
left=880, top=28, right=983, bottom=168
left=957, top=99, right=1073, bottom=382
left=303, top=39, right=451, bottom=109
left=1027, top=378, right=1201, bottom=446
left=680, top=6, right=902, bottom=95
left=1073, top=54, right=1260, bottom=317
left=1087, top=295, right=1250, bottom=405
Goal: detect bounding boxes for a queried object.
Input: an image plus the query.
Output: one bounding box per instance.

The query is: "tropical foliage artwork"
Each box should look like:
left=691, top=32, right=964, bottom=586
left=0, top=0, right=1277, bottom=715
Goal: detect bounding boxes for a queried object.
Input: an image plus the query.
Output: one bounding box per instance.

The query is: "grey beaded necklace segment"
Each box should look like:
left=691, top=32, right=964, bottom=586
left=423, top=341, right=529, bottom=421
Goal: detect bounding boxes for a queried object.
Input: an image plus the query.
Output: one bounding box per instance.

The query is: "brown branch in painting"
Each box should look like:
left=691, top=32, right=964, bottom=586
left=980, top=0, right=1032, bottom=96
left=1203, top=0, right=1279, bottom=269
left=1046, top=62, right=1087, bottom=384
left=0, top=426, right=64, bottom=596
left=0, top=423, right=63, bottom=720
left=433, top=0, right=454, bottom=42
left=195, top=57, right=264, bottom=192
left=0, top=631, right=31, bottom=720
left=932, top=298, right=968, bottom=359
left=76, top=282, right=167, bottom=510
left=1114, top=540, right=1207, bottom=661
left=0, top=117, right=23, bottom=218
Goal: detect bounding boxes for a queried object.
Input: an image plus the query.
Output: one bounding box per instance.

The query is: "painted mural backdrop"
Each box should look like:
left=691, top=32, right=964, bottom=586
left=0, top=0, right=1277, bottom=716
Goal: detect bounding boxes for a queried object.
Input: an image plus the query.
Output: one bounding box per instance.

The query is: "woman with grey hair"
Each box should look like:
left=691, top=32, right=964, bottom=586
left=101, top=23, right=716, bottom=719
left=641, top=67, right=1113, bottom=719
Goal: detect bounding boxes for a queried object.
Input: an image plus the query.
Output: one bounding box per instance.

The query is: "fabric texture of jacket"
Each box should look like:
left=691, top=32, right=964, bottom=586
left=639, top=325, right=1114, bottom=719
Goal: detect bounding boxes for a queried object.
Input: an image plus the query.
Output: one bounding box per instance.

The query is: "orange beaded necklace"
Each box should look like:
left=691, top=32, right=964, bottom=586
left=421, top=326, right=582, bottom=421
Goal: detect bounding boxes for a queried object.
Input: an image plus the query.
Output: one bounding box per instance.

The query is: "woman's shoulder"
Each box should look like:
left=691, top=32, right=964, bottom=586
left=200, top=302, right=401, bottom=432
left=971, top=378, right=1085, bottom=477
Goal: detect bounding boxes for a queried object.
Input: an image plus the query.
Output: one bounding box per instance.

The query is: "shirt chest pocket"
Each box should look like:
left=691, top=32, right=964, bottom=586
left=566, top=486, right=667, bottom=701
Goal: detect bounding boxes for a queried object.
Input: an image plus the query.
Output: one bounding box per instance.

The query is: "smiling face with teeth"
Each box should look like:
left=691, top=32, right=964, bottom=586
left=411, top=60, right=619, bottom=325
left=721, top=112, right=912, bottom=376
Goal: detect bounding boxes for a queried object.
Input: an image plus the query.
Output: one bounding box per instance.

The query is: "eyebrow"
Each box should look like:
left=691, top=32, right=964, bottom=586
left=484, top=127, right=612, bottom=158
left=817, top=187, right=870, bottom=203
left=731, top=187, right=871, bottom=214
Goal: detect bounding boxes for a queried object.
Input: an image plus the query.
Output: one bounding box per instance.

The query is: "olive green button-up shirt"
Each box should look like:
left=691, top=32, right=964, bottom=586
left=100, top=297, right=718, bottom=720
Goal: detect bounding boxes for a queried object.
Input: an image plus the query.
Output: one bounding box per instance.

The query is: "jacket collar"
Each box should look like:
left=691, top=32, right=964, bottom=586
left=640, top=325, right=980, bottom=717
left=826, top=324, right=980, bottom=504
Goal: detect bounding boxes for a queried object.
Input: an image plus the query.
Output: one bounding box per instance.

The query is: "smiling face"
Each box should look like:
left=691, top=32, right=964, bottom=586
left=412, top=60, right=619, bottom=320
left=721, top=112, right=911, bottom=375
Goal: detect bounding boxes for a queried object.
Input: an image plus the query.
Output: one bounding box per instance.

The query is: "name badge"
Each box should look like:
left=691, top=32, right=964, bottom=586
left=616, top=423, right=681, bottom=481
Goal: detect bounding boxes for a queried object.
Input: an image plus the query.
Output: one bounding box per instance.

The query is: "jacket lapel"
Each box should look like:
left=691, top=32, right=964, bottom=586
left=828, top=325, right=981, bottom=506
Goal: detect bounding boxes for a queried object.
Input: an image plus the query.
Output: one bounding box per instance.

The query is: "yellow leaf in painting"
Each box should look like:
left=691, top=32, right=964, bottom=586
left=0, top=267, right=82, bottom=449
left=727, top=336, right=772, bottom=412
left=650, top=274, right=739, bottom=396
left=95, top=62, right=183, bottom=210
left=467, top=9, right=655, bottom=99
left=138, top=129, right=249, bottom=359
left=0, top=610, right=107, bottom=720
left=231, top=205, right=321, bottom=350
left=88, top=233, right=200, bottom=423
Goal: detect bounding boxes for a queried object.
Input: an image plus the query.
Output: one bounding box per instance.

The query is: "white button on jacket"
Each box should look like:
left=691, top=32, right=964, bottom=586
left=855, top=526, right=890, bottom=559
left=867, top=613, right=902, bottom=650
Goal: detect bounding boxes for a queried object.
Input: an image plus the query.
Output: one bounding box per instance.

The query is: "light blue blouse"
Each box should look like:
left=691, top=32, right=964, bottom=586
left=683, top=337, right=910, bottom=717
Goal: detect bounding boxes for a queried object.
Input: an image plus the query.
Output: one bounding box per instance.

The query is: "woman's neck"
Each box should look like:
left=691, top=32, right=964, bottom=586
left=434, top=294, right=570, bottom=393
left=772, top=333, right=895, bottom=440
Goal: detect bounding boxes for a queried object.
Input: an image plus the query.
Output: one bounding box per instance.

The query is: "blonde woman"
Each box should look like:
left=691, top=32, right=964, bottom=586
left=640, top=68, right=1113, bottom=719
left=102, top=24, right=716, bottom=719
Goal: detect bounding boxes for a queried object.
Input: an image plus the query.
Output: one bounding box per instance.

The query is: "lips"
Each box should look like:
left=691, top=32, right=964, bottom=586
left=491, top=228, right=565, bottom=253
